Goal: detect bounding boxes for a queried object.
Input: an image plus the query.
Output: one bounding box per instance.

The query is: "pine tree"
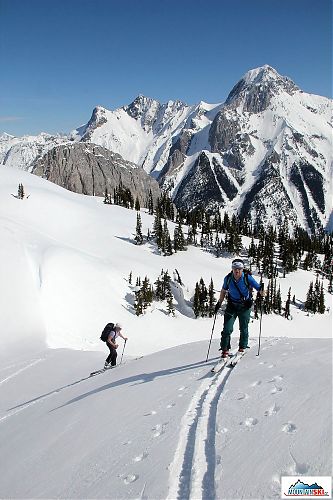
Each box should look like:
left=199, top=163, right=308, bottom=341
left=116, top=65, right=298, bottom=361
left=208, top=278, right=216, bottom=317
left=162, top=219, right=173, bottom=256
left=305, top=282, right=314, bottom=312
left=276, top=285, right=282, bottom=315
left=154, top=275, right=163, bottom=301
left=18, top=183, right=25, bottom=199
left=148, top=189, right=154, bottom=215
left=135, top=197, right=141, bottom=211
left=313, top=275, right=321, bottom=313
left=162, top=271, right=173, bottom=301
left=134, top=290, right=143, bottom=316
left=284, top=287, right=291, bottom=319
left=134, top=213, right=144, bottom=245
left=128, top=271, right=132, bottom=285
left=153, top=211, right=163, bottom=250
left=167, top=295, right=175, bottom=316
left=193, top=283, right=201, bottom=318
left=318, top=282, right=325, bottom=314
left=174, top=220, right=186, bottom=252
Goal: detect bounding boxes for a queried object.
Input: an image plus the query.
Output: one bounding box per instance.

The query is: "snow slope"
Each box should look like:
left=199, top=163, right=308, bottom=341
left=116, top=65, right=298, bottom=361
left=0, top=166, right=332, bottom=499
left=0, top=166, right=331, bottom=357
left=0, top=338, right=331, bottom=499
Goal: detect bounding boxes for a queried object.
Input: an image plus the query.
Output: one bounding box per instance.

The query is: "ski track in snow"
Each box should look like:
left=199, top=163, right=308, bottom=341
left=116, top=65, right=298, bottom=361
left=0, top=362, right=125, bottom=423
left=167, top=350, right=239, bottom=500
left=0, top=358, right=44, bottom=386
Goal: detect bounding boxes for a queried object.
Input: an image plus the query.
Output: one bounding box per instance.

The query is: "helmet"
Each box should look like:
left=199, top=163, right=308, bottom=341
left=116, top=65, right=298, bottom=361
left=115, top=323, right=123, bottom=329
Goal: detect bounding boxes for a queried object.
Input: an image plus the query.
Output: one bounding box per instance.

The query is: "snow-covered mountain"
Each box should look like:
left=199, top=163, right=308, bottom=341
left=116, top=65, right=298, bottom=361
left=0, top=132, right=68, bottom=172
left=73, top=66, right=332, bottom=232
left=2, top=65, right=332, bottom=232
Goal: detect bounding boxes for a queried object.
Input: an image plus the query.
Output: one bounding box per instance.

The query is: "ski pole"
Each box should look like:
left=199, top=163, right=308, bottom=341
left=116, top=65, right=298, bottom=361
left=120, top=339, right=127, bottom=364
left=205, top=311, right=217, bottom=362
left=256, top=284, right=264, bottom=356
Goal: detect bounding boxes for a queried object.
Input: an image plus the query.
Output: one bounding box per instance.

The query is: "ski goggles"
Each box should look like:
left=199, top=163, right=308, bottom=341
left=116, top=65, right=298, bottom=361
left=232, top=259, right=244, bottom=270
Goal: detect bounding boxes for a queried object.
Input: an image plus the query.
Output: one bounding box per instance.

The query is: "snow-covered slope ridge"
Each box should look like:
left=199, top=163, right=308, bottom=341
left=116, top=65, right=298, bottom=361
left=0, top=166, right=331, bottom=358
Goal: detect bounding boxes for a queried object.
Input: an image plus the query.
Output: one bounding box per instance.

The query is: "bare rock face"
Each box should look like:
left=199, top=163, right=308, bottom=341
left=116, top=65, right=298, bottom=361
left=32, top=143, right=161, bottom=206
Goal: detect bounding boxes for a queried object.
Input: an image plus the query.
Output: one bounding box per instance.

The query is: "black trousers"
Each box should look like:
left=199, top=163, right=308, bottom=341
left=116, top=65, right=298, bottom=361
left=106, top=344, right=117, bottom=366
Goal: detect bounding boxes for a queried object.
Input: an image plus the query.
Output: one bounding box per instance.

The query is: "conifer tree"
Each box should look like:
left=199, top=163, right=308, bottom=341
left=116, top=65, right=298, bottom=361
left=148, top=189, right=154, bottom=215
left=128, top=271, right=132, bottom=285
left=318, top=282, right=325, bottom=314
left=162, top=219, right=173, bottom=256
left=18, top=183, right=25, bottom=199
left=134, top=290, right=143, bottom=316
left=134, top=213, right=144, bottom=245
left=167, top=295, right=175, bottom=316
left=305, top=281, right=314, bottom=312
left=208, top=278, right=216, bottom=317
left=276, top=285, right=282, bottom=315
left=162, top=270, right=173, bottom=301
left=284, top=287, right=291, bottom=319
left=174, top=220, right=186, bottom=252
left=193, top=283, right=201, bottom=318
left=153, top=211, right=163, bottom=250
left=154, top=275, right=163, bottom=301
left=135, top=197, right=141, bottom=211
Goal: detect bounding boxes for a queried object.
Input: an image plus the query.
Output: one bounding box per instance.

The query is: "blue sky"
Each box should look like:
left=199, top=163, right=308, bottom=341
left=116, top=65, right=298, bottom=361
left=0, top=0, right=331, bottom=136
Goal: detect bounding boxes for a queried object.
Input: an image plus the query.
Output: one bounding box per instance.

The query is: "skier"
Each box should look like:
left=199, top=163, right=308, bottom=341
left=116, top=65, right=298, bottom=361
left=214, top=258, right=264, bottom=358
left=104, top=323, right=128, bottom=369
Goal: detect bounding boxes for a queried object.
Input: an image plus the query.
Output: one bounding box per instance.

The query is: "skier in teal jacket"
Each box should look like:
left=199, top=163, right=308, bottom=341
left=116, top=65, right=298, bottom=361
left=215, top=259, right=264, bottom=357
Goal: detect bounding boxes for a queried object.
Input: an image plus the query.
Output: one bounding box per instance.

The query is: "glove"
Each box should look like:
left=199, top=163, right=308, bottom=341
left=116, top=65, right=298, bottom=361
left=214, top=301, right=221, bottom=314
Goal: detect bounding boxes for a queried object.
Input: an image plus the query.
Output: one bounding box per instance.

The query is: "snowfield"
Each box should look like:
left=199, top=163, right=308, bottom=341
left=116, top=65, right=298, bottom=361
left=0, top=166, right=331, bottom=499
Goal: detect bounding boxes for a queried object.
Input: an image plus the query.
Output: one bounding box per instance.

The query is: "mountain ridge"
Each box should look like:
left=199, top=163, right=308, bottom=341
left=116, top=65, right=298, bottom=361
left=1, top=65, right=332, bottom=232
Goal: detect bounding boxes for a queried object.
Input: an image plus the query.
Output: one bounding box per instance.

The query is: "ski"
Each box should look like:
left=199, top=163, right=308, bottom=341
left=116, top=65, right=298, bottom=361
left=89, top=356, right=144, bottom=377
left=228, top=351, right=246, bottom=367
left=89, top=366, right=115, bottom=377
left=211, top=355, right=233, bottom=373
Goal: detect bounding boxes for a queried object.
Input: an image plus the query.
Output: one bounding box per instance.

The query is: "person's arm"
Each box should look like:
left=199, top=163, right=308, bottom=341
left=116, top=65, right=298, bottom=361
left=249, top=275, right=265, bottom=295
left=107, top=334, right=118, bottom=348
left=219, top=288, right=227, bottom=303
left=214, top=288, right=227, bottom=313
left=119, top=333, right=128, bottom=341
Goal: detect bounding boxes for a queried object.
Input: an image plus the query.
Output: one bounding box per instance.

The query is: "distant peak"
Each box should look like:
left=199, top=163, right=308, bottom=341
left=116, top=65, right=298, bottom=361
left=242, top=65, right=280, bottom=84
left=0, top=132, right=15, bottom=140
left=124, top=95, right=161, bottom=129
left=225, top=65, right=299, bottom=112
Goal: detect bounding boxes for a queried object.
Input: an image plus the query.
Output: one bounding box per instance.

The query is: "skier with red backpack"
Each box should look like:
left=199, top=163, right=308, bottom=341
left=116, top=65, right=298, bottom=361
left=214, top=258, right=264, bottom=358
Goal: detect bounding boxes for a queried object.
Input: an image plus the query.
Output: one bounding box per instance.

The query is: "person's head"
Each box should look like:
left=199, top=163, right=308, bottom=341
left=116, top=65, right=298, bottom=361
left=231, top=258, right=244, bottom=278
left=115, top=323, right=123, bottom=331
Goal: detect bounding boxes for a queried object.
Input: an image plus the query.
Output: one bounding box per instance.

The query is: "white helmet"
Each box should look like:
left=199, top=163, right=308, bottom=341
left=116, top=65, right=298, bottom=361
left=115, top=323, right=123, bottom=330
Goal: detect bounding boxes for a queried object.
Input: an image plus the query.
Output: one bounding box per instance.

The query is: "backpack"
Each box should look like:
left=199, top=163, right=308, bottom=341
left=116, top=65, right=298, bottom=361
left=100, top=323, right=115, bottom=342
